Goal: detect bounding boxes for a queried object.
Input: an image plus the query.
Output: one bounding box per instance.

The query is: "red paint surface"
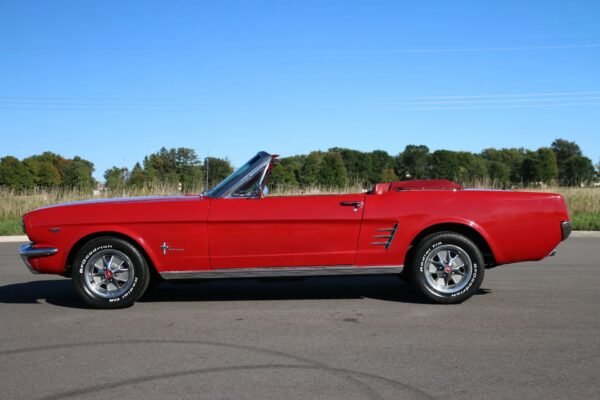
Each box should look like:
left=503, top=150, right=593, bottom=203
left=22, top=185, right=570, bottom=275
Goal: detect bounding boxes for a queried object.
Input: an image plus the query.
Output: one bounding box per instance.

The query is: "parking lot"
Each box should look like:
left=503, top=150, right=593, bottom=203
left=0, top=237, right=598, bottom=399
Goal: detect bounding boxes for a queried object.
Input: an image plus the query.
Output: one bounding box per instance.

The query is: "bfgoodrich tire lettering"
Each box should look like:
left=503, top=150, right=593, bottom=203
left=72, top=237, right=150, bottom=309
left=410, top=232, right=484, bottom=304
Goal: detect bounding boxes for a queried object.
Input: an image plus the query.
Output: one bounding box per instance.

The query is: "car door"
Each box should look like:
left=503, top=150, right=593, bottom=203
left=208, top=194, right=365, bottom=268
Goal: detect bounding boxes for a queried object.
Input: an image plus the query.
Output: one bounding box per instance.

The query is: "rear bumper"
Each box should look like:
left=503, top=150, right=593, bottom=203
left=561, top=221, right=571, bottom=241
left=19, top=243, right=58, bottom=274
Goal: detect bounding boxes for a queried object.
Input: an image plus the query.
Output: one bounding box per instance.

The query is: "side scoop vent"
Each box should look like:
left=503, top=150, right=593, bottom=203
left=370, top=223, right=398, bottom=249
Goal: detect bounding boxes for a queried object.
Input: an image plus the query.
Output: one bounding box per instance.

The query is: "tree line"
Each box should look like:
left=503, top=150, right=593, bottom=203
left=270, top=139, right=597, bottom=188
left=0, top=138, right=597, bottom=193
left=103, top=147, right=233, bottom=192
left=0, top=152, right=95, bottom=191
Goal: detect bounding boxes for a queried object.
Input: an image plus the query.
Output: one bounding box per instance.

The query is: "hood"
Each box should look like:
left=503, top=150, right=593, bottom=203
left=32, top=195, right=202, bottom=212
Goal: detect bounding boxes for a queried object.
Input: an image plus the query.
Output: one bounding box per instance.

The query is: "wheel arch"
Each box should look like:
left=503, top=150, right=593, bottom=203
left=65, top=231, right=158, bottom=277
left=404, top=222, right=497, bottom=269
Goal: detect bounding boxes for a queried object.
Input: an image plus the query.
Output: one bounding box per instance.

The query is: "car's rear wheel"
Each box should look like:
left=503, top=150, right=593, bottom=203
left=410, top=232, right=484, bottom=304
left=72, top=237, right=150, bottom=309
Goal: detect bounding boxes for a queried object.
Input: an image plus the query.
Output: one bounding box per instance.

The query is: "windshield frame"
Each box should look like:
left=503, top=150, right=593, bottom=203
left=204, top=151, right=273, bottom=199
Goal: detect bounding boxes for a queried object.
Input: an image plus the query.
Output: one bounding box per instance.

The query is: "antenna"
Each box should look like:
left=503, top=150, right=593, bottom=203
left=205, top=154, right=209, bottom=191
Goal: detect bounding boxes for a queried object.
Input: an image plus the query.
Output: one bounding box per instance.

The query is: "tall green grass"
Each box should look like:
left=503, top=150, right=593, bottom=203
left=0, top=185, right=184, bottom=236
left=1, top=185, right=598, bottom=235
left=547, top=187, right=600, bottom=231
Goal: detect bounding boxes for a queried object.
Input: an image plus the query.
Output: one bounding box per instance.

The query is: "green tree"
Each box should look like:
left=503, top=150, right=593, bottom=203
left=486, top=161, right=510, bottom=187
left=38, top=163, right=62, bottom=187
left=369, top=150, right=395, bottom=183
left=520, top=151, right=542, bottom=185
left=298, top=152, right=322, bottom=187
left=481, top=147, right=526, bottom=183
left=174, top=148, right=203, bottom=191
left=550, top=139, right=594, bottom=186
left=63, top=156, right=95, bottom=190
left=204, top=157, right=233, bottom=189
left=430, top=150, right=461, bottom=180
left=143, top=147, right=180, bottom=185
left=23, top=153, right=64, bottom=187
left=330, top=148, right=372, bottom=183
left=395, top=145, right=430, bottom=179
left=455, top=152, right=488, bottom=183
left=282, top=155, right=306, bottom=184
left=561, top=156, right=595, bottom=186
left=31, top=152, right=70, bottom=182
left=380, top=167, right=399, bottom=182
left=144, top=147, right=205, bottom=190
left=551, top=139, right=582, bottom=165
left=269, top=159, right=298, bottom=189
left=104, top=167, right=129, bottom=192
left=21, top=152, right=94, bottom=189
left=318, top=152, right=348, bottom=187
left=536, top=147, right=558, bottom=184
left=128, top=163, right=147, bottom=189
left=0, top=156, right=35, bottom=191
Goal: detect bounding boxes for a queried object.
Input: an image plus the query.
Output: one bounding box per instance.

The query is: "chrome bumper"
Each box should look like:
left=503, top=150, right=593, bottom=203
left=19, top=243, right=58, bottom=274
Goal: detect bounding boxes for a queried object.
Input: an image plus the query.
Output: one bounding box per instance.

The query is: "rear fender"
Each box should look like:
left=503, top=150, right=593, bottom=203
left=408, top=217, right=502, bottom=265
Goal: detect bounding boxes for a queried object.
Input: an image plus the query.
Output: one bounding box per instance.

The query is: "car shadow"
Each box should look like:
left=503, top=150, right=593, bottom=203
left=0, top=278, right=88, bottom=309
left=0, top=276, right=491, bottom=309
left=144, top=275, right=491, bottom=304
left=140, top=276, right=428, bottom=304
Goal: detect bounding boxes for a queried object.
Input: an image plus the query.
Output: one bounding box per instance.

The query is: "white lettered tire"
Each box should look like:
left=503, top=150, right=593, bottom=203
left=410, top=232, right=484, bottom=304
left=72, top=237, right=150, bottom=309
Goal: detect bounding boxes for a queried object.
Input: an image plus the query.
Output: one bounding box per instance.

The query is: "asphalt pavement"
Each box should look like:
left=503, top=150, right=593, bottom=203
left=0, top=238, right=598, bottom=400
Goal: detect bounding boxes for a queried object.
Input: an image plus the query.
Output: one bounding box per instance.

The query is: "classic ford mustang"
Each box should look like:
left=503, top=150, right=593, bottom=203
left=20, top=151, right=571, bottom=308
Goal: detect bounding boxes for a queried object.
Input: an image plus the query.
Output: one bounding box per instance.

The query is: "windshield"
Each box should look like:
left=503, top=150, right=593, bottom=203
left=204, top=152, right=269, bottom=198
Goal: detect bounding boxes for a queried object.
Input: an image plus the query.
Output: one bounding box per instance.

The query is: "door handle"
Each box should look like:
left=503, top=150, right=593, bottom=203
left=340, top=201, right=362, bottom=208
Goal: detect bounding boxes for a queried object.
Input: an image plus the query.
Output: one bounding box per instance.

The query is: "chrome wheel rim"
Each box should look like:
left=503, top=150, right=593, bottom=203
left=424, top=245, right=473, bottom=294
left=84, top=250, right=134, bottom=299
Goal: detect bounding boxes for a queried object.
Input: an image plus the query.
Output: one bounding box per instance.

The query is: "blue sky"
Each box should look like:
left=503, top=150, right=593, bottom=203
left=1, top=0, right=599, bottom=180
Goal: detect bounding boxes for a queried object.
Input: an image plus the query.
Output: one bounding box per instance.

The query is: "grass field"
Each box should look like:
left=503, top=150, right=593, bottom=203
left=1, top=185, right=598, bottom=235
left=543, top=187, right=600, bottom=230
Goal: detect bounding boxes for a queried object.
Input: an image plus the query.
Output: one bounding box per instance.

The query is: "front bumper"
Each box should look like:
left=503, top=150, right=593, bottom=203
left=19, top=243, right=58, bottom=274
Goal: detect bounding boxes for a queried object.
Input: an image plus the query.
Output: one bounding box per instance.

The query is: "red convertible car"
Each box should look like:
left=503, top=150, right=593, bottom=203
left=20, top=151, right=571, bottom=308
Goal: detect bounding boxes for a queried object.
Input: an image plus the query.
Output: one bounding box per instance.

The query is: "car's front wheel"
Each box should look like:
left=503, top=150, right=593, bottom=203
left=410, top=232, right=484, bottom=304
left=72, top=237, right=150, bottom=309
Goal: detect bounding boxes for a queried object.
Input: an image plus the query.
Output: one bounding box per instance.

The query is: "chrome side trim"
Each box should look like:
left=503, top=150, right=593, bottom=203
left=19, top=243, right=58, bottom=274
left=160, top=265, right=404, bottom=280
